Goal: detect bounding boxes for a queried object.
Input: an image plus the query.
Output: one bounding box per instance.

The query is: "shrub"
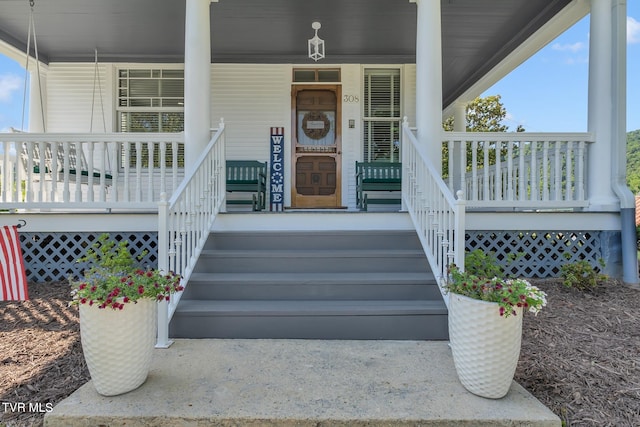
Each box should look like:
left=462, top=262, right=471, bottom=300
left=559, top=257, right=607, bottom=291
left=465, top=249, right=504, bottom=279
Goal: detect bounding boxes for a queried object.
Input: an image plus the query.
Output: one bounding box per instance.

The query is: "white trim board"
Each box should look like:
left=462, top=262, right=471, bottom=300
left=212, top=212, right=415, bottom=232
left=466, top=211, right=620, bottom=231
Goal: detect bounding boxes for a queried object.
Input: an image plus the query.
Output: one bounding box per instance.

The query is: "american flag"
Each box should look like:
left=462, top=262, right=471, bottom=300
left=0, top=225, right=29, bottom=301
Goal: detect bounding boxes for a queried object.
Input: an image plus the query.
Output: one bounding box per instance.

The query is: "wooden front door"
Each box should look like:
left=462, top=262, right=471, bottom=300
left=291, top=85, right=342, bottom=208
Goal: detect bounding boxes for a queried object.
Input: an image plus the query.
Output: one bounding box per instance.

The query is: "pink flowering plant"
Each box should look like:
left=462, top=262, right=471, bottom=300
left=71, top=234, right=183, bottom=310
left=444, top=264, right=547, bottom=317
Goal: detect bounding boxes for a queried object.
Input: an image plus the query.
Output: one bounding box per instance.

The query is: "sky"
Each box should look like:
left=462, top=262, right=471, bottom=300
left=482, top=2, right=640, bottom=133
left=0, top=4, right=638, bottom=133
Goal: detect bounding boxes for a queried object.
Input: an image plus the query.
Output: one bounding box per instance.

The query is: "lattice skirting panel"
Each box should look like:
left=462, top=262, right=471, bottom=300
left=17, top=230, right=613, bottom=282
left=466, top=230, right=608, bottom=278
left=18, top=232, right=158, bottom=283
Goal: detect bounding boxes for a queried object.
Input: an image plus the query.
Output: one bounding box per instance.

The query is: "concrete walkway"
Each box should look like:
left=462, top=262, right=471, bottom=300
left=45, top=340, right=560, bottom=426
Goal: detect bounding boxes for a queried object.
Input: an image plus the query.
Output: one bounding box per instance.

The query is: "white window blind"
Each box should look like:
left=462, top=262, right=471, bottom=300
left=363, top=69, right=401, bottom=162
left=117, top=69, right=184, bottom=167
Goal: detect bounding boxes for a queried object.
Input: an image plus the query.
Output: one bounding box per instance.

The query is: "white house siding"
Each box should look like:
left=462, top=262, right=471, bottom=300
left=341, top=64, right=361, bottom=209
left=47, top=63, right=114, bottom=133
left=211, top=64, right=290, bottom=162
left=210, top=64, right=290, bottom=205
left=43, top=62, right=418, bottom=209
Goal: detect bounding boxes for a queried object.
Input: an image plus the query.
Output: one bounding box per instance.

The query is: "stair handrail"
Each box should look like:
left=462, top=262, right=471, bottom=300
left=401, top=117, right=465, bottom=307
left=156, top=119, right=226, bottom=347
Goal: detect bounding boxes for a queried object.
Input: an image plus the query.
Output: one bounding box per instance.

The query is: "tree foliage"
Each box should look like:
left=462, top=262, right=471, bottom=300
left=443, top=95, right=524, bottom=132
left=442, top=95, right=524, bottom=176
left=626, top=129, right=640, bottom=194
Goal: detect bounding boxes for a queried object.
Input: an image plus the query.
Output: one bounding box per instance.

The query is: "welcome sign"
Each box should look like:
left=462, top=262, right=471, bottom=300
left=270, top=127, right=284, bottom=211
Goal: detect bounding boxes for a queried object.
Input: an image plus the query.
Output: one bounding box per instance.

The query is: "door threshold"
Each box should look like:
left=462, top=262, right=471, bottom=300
left=286, top=206, right=348, bottom=211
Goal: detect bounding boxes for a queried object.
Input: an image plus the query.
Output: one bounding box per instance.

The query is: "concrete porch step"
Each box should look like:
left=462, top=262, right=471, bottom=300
left=45, top=340, right=561, bottom=427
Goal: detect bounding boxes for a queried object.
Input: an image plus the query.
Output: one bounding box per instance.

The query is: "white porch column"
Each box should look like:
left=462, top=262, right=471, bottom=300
left=28, top=66, right=46, bottom=132
left=184, top=0, right=212, bottom=172
left=450, top=101, right=467, bottom=192
left=412, top=0, right=443, bottom=170
left=453, top=102, right=466, bottom=133
left=589, top=0, right=638, bottom=285
left=587, top=0, right=618, bottom=210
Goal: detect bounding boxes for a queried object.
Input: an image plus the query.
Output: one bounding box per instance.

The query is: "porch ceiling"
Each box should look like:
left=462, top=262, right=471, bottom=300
left=0, top=0, right=573, bottom=108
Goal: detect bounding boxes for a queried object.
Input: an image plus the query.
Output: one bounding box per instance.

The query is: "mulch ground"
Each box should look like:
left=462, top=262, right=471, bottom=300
left=1, top=279, right=639, bottom=427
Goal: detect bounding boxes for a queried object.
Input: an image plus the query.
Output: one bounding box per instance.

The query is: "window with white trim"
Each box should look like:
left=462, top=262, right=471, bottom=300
left=117, top=68, right=184, bottom=166
left=363, top=68, right=401, bottom=162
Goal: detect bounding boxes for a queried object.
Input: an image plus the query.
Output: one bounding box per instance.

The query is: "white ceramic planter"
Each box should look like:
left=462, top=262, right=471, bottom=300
left=448, top=292, right=523, bottom=399
left=80, top=298, right=157, bottom=396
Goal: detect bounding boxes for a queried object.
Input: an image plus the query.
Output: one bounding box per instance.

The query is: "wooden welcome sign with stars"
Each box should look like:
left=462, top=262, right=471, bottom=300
left=270, top=127, right=284, bottom=211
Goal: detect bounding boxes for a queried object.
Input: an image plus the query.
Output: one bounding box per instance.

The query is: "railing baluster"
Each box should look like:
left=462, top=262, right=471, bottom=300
left=518, top=140, right=525, bottom=201
left=542, top=141, right=549, bottom=202
left=471, top=140, right=478, bottom=201
left=531, top=142, right=538, bottom=202
left=109, top=142, right=119, bottom=202
left=50, top=141, right=59, bottom=202
left=62, top=143, right=71, bottom=202
left=494, top=140, right=502, bottom=202
left=507, top=140, right=514, bottom=201
left=135, top=141, right=143, bottom=202
left=554, top=141, right=562, bottom=201
left=483, top=141, right=490, bottom=201
left=565, top=141, right=573, bottom=201
left=147, top=142, right=155, bottom=202
left=160, top=142, right=167, bottom=196
left=98, top=141, right=107, bottom=201
left=577, top=141, right=586, bottom=201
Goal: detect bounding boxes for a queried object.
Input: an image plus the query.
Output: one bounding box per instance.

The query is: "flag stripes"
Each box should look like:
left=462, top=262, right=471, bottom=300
left=0, top=225, right=29, bottom=301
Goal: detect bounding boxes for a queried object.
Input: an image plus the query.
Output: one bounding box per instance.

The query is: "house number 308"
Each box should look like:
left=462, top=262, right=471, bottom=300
left=343, top=95, right=359, bottom=103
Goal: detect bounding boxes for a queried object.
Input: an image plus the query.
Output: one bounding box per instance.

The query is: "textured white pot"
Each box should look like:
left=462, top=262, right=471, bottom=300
left=448, top=292, right=523, bottom=399
left=80, top=298, right=157, bottom=396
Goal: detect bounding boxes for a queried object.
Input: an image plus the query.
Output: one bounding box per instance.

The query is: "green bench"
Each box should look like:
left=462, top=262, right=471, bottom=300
left=226, top=160, right=267, bottom=211
left=355, top=161, right=402, bottom=211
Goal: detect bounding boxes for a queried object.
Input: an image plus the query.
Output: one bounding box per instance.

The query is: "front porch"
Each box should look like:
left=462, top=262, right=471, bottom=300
left=1, top=126, right=620, bottom=284
left=0, top=122, right=628, bottom=344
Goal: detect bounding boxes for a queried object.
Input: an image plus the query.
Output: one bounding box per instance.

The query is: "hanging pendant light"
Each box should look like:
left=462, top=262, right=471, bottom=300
left=308, top=22, right=325, bottom=62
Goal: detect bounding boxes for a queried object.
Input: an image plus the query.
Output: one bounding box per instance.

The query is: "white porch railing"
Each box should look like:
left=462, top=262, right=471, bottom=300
left=443, top=132, right=594, bottom=209
left=0, top=132, right=184, bottom=210
left=402, top=119, right=465, bottom=306
left=156, top=120, right=226, bottom=348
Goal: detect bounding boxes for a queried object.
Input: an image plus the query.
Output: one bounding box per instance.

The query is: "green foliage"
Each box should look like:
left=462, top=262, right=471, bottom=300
left=445, top=265, right=547, bottom=317
left=78, top=234, right=138, bottom=275
left=627, top=129, right=640, bottom=194
left=464, top=249, right=524, bottom=279
left=443, top=95, right=523, bottom=133
left=71, top=234, right=183, bottom=310
left=465, top=249, right=504, bottom=279
left=559, top=255, right=607, bottom=291
left=442, top=95, right=525, bottom=176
